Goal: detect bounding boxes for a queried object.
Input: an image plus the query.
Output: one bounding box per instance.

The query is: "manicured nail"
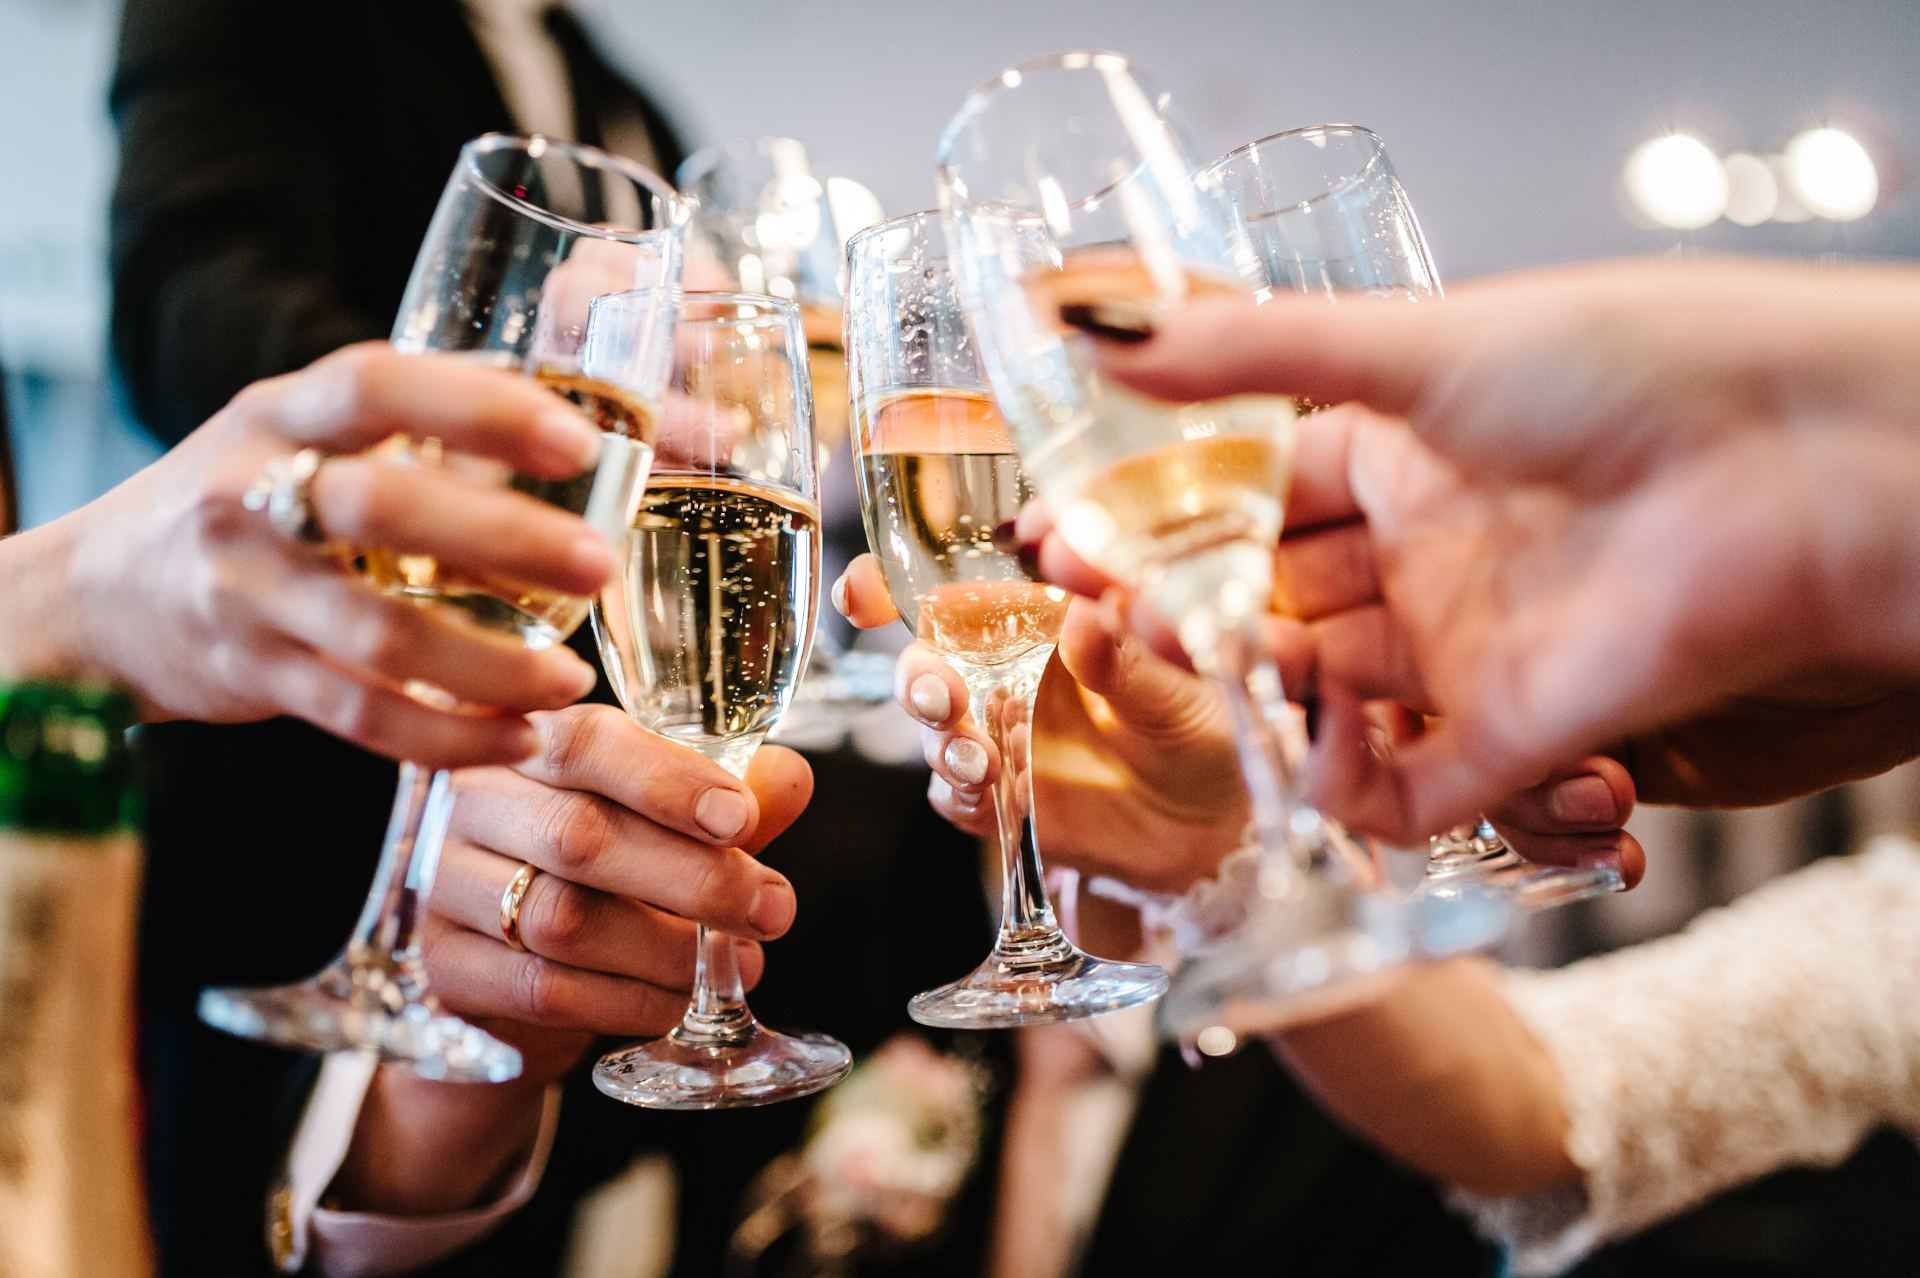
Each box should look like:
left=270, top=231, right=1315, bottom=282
left=747, top=880, right=795, bottom=936
left=908, top=673, right=951, bottom=724
left=560, top=654, right=599, bottom=701
left=945, top=737, right=988, bottom=787
left=1548, top=773, right=1616, bottom=825
left=694, top=788, right=749, bottom=841
left=830, top=571, right=851, bottom=618
left=507, top=722, right=543, bottom=761
left=571, top=532, right=617, bottom=583
left=1060, top=301, right=1155, bottom=343
left=540, top=407, right=603, bottom=472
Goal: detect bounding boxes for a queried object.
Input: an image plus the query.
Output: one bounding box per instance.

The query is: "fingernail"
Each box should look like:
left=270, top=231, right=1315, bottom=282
left=830, top=571, right=851, bottom=618
left=945, top=737, right=988, bottom=787
left=507, top=721, right=542, bottom=761
left=694, top=788, right=749, bottom=841
left=571, top=533, right=617, bottom=582
left=908, top=673, right=951, bottom=724
left=1059, top=302, right=1155, bottom=343
left=541, top=407, right=603, bottom=472
left=1017, top=539, right=1044, bottom=582
left=747, top=880, right=795, bottom=936
left=561, top=654, right=599, bottom=701
left=1549, top=773, right=1616, bottom=825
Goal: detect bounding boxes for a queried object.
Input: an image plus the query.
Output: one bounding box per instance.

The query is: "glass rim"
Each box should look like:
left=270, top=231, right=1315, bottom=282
left=675, top=134, right=807, bottom=188
left=935, top=49, right=1146, bottom=184
left=591, top=288, right=801, bottom=327
left=843, top=209, right=945, bottom=258
left=463, top=133, right=691, bottom=244
left=1203, top=124, right=1391, bottom=205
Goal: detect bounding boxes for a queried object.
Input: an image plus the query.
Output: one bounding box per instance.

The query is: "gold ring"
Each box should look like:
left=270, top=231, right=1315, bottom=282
left=500, top=862, right=539, bottom=952
left=241, top=448, right=329, bottom=543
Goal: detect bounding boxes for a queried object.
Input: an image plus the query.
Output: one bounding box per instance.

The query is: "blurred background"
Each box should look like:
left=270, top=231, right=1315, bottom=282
left=5, top=0, right=1918, bottom=959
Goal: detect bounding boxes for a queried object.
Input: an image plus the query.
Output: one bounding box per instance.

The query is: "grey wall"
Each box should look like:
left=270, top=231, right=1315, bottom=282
left=585, top=0, right=1920, bottom=276
left=3, top=0, right=1917, bottom=525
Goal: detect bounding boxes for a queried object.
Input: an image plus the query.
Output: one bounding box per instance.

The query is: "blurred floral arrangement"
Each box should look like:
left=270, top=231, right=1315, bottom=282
left=726, top=1033, right=991, bottom=1277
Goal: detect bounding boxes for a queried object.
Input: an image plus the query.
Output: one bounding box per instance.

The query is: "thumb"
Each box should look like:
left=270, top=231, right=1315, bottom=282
left=740, top=745, right=813, bottom=856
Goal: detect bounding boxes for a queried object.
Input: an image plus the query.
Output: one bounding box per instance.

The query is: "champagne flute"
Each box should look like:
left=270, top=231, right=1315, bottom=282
left=846, top=211, right=1169, bottom=1027
left=1210, top=124, right=1621, bottom=912
left=198, top=135, right=685, bottom=1082
left=936, top=54, right=1396, bottom=1042
left=590, top=291, right=853, bottom=1108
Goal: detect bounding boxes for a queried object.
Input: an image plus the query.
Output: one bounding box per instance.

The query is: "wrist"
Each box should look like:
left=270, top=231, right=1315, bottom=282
left=331, top=1066, right=549, bottom=1216
left=0, top=513, right=93, bottom=682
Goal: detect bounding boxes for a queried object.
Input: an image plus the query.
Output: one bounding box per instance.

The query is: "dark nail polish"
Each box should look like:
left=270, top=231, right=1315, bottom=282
left=1060, top=302, right=1156, bottom=344
left=1016, top=540, right=1044, bottom=582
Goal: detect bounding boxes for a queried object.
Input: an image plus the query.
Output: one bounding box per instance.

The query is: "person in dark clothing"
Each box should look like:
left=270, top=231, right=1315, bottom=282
left=105, top=4, right=1494, bottom=1277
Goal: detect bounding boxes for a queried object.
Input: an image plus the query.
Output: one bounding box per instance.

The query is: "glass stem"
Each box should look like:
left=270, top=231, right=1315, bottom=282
left=344, top=762, right=458, bottom=1010
left=959, top=647, right=1072, bottom=965
left=672, top=749, right=759, bottom=1047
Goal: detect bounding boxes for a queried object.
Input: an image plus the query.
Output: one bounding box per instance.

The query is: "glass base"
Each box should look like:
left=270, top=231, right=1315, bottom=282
left=1423, top=821, right=1626, bottom=912
left=197, top=963, right=522, bottom=1083
left=908, top=933, right=1170, bottom=1029
left=1155, top=863, right=1421, bottom=1042
left=593, top=1022, right=852, bottom=1110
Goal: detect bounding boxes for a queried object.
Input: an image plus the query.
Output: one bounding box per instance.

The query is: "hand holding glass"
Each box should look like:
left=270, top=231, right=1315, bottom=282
left=591, top=292, right=852, bottom=1107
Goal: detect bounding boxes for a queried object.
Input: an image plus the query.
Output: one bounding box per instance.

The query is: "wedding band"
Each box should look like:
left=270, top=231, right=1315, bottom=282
left=500, top=862, right=539, bottom=952
left=242, top=448, right=328, bottom=543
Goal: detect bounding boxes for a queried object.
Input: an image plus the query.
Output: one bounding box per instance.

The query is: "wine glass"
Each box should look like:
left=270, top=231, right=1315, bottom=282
left=936, top=54, right=1397, bottom=1042
left=846, top=210, right=1169, bottom=1027
left=1211, top=124, right=1621, bottom=913
left=198, top=135, right=686, bottom=1082
left=589, top=291, right=853, bottom=1108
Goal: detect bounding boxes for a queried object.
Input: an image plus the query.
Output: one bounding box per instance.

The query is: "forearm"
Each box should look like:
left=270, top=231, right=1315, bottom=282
left=1268, top=957, right=1578, bottom=1197
left=330, top=1067, right=549, bottom=1216
left=0, top=515, right=94, bottom=683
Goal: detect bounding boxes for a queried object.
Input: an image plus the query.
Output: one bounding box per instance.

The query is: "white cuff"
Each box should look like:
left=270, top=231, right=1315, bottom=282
left=274, top=1051, right=562, bottom=1277
left=1085, top=828, right=1263, bottom=958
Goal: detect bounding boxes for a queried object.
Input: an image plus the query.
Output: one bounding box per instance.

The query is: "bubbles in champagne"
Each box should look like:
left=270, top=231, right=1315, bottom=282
left=600, top=476, right=819, bottom=760
left=856, top=389, right=1067, bottom=666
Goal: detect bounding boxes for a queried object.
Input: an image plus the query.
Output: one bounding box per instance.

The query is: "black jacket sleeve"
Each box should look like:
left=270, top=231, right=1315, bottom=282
left=109, top=0, right=389, bottom=446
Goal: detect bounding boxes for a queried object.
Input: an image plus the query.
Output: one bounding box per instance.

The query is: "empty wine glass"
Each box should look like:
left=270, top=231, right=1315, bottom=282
left=198, top=135, right=684, bottom=1082
left=590, top=291, right=852, bottom=1108
left=847, top=210, right=1168, bottom=1026
left=1211, top=124, right=1621, bottom=913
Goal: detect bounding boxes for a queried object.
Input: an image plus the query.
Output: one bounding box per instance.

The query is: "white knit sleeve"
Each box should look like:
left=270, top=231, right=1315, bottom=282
left=1453, top=834, right=1920, bottom=1275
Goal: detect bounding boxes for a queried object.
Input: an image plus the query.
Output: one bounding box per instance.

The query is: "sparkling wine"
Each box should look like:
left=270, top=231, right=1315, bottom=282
left=602, top=475, right=819, bottom=768
left=857, top=389, right=1069, bottom=666
left=1015, top=250, right=1296, bottom=589
left=358, top=368, right=658, bottom=648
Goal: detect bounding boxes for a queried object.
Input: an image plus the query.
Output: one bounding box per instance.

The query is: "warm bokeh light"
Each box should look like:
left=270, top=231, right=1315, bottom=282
left=1623, top=133, right=1728, bottom=229
left=1785, top=128, right=1879, bottom=221
left=1720, top=152, right=1778, bottom=226
left=1195, top=1026, right=1238, bottom=1057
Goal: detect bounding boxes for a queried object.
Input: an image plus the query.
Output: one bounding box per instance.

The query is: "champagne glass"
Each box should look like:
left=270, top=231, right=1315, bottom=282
left=1211, top=124, right=1621, bottom=912
left=846, top=211, right=1169, bottom=1027
left=590, top=291, right=853, bottom=1107
left=199, top=135, right=685, bottom=1082
left=936, top=54, right=1396, bottom=1042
